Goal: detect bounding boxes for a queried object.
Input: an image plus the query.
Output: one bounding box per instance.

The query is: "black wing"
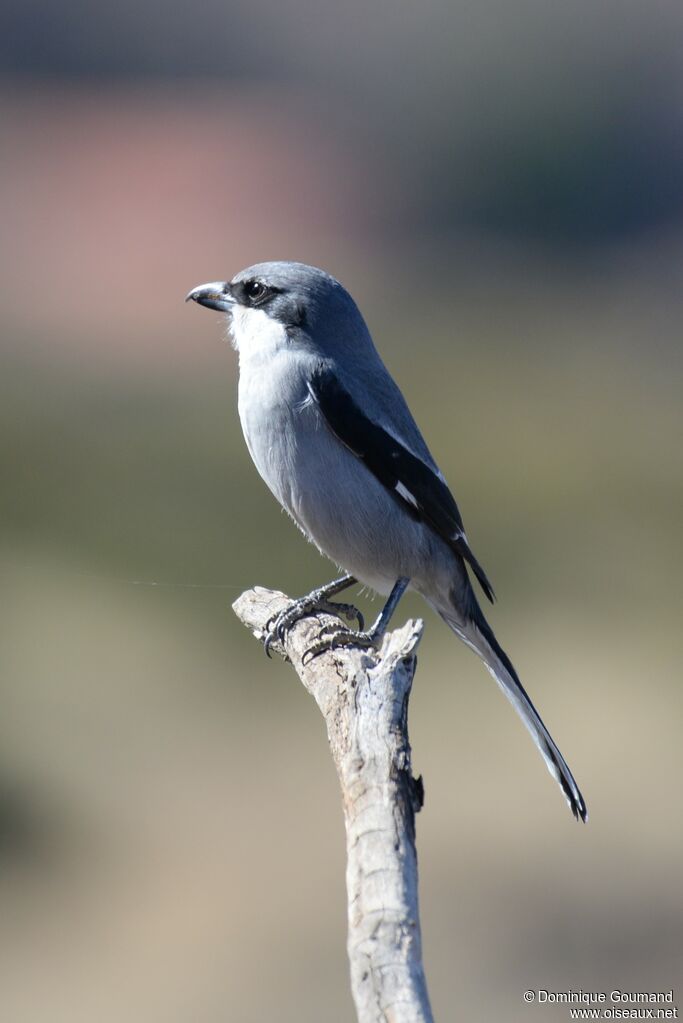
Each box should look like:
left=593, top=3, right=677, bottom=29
left=308, top=365, right=494, bottom=602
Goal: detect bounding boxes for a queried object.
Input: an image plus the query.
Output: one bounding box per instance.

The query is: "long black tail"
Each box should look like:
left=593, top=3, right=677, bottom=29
left=438, top=591, right=587, bottom=822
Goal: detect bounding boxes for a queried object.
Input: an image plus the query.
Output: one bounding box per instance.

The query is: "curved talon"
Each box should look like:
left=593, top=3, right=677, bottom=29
left=299, top=622, right=337, bottom=663
left=303, top=627, right=379, bottom=664
left=262, top=611, right=282, bottom=658
left=276, top=619, right=289, bottom=644
left=314, top=621, right=343, bottom=639
left=263, top=608, right=295, bottom=658
left=262, top=604, right=308, bottom=657
left=332, top=602, right=365, bottom=632
left=263, top=628, right=277, bottom=659
left=261, top=592, right=364, bottom=660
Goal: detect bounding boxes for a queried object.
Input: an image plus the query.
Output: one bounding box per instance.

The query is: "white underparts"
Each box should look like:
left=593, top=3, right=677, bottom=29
left=229, top=305, right=288, bottom=360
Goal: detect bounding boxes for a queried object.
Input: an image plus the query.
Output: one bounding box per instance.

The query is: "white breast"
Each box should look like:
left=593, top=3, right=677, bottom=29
left=234, top=311, right=311, bottom=529
left=229, top=305, right=289, bottom=365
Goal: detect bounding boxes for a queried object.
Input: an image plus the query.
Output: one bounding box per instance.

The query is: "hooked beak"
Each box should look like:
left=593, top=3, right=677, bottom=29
left=185, top=281, right=236, bottom=313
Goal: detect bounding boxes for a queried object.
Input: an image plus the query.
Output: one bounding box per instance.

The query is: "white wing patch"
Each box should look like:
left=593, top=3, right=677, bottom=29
left=395, top=481, right=419, bottom=508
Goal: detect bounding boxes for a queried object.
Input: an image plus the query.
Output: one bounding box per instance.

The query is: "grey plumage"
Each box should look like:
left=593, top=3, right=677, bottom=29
left=187, top=261, right=587, bottom=822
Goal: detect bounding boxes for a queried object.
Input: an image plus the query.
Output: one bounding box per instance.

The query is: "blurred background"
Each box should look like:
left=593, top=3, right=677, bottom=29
left=1, top=1, right=682, bottom=1020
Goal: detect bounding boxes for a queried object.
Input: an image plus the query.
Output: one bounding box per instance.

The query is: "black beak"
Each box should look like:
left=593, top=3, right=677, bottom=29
left=185, top=281, right=235, bottom=313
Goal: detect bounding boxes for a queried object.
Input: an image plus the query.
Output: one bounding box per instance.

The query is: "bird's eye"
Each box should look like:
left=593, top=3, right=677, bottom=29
left=245, top=280, right=266, bottom=302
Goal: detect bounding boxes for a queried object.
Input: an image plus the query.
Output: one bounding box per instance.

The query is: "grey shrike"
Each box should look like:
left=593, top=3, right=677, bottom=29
left=187, top=261, right=587, bottom=822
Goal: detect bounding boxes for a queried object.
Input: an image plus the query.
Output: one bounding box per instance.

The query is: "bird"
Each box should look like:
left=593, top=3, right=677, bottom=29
left=186, top=261, right=587, bottom=822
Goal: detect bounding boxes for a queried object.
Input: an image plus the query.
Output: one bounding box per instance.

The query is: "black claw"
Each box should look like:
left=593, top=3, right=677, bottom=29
left=262, top=605, right=301, bottom=657
left=260, top=587, right=364, bottom=663
left=262, top=613, right=278, bottom=657
left=302, top=627, right=380, bottom=663
left=332, top=602, right=365, bottom=632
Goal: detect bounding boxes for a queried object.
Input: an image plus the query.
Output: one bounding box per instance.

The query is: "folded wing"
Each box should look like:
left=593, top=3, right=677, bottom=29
left=307, top=364, right=495, bottom=602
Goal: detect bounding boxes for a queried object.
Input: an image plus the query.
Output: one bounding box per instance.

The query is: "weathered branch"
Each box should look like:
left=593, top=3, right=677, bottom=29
left=232, top=586, right=434, bottom=1023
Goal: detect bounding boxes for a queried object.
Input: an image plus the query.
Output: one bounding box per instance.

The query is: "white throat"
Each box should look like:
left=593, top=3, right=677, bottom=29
left=229, top=305, right=288, bottom=365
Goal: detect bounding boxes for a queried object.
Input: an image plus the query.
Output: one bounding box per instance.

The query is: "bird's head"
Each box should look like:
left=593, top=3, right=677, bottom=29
left=186, top=261, right=370, bottom=358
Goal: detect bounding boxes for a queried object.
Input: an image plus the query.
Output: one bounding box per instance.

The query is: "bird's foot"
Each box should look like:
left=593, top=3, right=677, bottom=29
left=302, top=623, right=382, bottom=664
left=263, top=591, right=363, bottom=658
left=299, top=577, right=411, bottom=664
